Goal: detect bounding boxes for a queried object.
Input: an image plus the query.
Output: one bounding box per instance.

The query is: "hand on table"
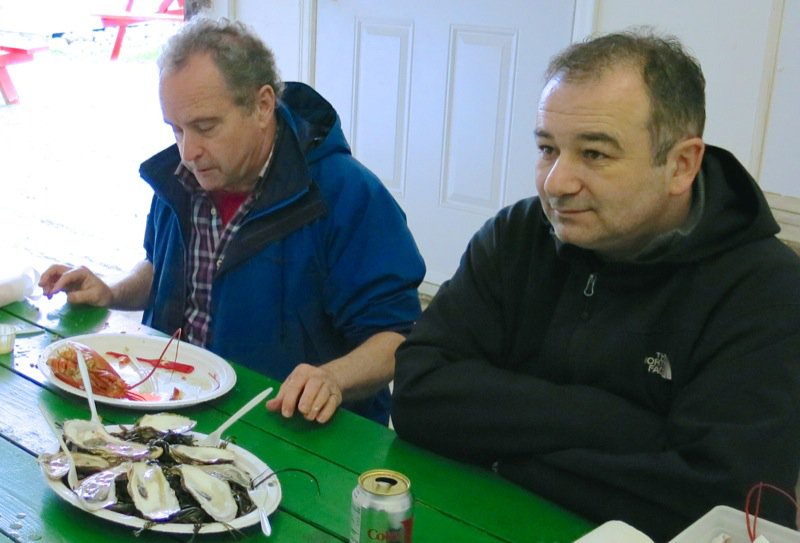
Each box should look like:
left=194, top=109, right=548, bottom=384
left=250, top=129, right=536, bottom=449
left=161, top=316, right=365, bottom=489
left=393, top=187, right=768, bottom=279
left=39, top=264, right=113, bottom=307
left=266, top=363, right=343, bottom=424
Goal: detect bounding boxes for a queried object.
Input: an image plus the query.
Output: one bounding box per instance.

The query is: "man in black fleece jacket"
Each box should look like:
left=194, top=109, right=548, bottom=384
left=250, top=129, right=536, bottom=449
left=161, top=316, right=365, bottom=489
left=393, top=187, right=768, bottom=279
left=392, top=28, right=800, bottom=541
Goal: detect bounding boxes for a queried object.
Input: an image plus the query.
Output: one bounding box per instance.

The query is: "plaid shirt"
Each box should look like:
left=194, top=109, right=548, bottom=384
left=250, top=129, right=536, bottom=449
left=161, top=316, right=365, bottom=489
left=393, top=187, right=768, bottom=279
left=177, top=146, right=275, bottom=346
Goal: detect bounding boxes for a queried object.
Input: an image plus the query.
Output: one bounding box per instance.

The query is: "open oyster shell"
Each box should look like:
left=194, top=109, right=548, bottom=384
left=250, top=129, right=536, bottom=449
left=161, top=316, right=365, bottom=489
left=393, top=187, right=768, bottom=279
left=128, top=462, right=181, bottom=521
left=38, top=451, right=116, bottom=479
left=169, top=444, right=239, bottom=465
left=135, top=413, right=196, bottom=439
left=63, top=420, right=162, bottom=461
left=177, top=464, right=239, bottom=522
left=194, top=463, right=253, bottom=488
left=75, top=463, right=131, bottom=511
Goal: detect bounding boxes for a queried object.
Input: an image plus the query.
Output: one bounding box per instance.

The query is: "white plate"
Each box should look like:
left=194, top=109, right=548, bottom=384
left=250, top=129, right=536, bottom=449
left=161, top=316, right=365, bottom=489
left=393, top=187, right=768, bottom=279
left=575, top=521, right=654, bottom=543
left=39, top=333, right=237, bottom=409
left=44, top=427, right=281, bottom=535
left=669, top=505, right=800, bottom=542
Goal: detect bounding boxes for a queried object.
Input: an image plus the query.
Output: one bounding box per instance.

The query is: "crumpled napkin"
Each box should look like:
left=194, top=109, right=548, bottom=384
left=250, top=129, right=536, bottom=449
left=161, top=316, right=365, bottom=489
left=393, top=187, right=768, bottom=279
left=0, top=266, right=39, bottom=308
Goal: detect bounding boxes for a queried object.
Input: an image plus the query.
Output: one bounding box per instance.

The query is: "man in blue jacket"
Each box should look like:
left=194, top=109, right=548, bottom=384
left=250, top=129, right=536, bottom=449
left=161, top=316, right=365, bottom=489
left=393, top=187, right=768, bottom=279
left=40, top=17, right=425, bottom=425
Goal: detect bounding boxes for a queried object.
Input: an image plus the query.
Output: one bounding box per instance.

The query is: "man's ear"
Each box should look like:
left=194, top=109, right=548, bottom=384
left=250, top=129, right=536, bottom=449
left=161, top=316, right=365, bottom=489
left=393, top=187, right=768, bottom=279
left=256, top=84, right=276, bottom=127
left=667, top=137, right=705, bottom=196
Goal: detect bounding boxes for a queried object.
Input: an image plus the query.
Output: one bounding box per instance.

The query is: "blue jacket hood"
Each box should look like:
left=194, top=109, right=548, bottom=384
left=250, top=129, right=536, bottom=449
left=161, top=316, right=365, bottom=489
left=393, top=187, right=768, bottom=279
left=278, top=82, right=351, bottom=165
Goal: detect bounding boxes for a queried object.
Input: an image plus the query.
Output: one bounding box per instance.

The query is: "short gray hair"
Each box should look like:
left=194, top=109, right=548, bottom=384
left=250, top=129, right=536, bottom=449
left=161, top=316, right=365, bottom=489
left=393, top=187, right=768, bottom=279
left=158, top=17, right=284, bottom=111
left=545, top=27, right=705, bottom=165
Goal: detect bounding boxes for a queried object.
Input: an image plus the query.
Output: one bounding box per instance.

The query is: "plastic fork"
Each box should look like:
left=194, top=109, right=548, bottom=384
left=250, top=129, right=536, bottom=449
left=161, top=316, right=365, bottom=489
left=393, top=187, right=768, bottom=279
left=198, top=387, right=274, bottom=447
left=38, top=404, right=80, bottom=491
left=75, top=349, right=103, bottom=429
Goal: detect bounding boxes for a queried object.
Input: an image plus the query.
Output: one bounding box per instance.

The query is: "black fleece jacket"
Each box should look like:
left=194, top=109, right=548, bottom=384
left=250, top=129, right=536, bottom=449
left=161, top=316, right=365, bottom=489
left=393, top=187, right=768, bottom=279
left=392, top=145, right=800, bottom=541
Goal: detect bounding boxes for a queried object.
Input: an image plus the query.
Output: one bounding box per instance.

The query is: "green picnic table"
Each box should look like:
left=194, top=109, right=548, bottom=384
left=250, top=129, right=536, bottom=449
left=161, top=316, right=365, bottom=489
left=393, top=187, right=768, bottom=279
left=0, top=294, right=593, bottom=542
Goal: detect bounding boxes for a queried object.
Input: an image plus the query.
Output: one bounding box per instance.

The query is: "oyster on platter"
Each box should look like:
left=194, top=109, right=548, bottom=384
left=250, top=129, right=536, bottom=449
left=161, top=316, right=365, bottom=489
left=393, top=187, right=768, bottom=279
left=62, top=419, right=161, bottom=461
left=75, top=463, right=131, bottom=511
left=135, top=413, right=196, bottom=440
left=176, top=464, right=238, bottom=522
left=128, top=462, right=181, bottom=521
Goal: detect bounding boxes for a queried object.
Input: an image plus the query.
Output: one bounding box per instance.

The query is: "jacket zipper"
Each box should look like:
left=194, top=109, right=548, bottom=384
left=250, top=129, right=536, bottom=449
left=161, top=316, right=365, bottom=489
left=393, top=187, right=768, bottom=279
left=581, top=272, right=597, bottom=320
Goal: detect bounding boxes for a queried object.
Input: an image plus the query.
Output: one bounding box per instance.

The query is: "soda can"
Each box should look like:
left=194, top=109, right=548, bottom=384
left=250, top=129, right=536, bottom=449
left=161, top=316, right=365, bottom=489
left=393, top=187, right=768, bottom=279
left=350, top=469, right=414, bottom=543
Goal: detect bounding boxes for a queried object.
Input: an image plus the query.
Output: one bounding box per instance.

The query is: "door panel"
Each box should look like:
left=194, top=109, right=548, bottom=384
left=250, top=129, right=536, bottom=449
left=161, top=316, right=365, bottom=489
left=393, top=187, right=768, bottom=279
left=315, top=1, right=575, bottom=285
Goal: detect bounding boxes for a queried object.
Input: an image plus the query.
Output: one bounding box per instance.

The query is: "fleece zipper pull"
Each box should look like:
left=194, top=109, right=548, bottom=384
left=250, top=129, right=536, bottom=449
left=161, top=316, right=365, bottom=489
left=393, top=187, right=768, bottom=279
left=581, top=272, right=597, bottom=320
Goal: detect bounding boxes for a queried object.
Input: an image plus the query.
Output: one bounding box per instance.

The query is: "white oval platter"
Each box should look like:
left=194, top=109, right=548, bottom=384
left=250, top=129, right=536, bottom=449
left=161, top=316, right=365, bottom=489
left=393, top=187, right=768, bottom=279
left=43, top=427, right=281, bottom=535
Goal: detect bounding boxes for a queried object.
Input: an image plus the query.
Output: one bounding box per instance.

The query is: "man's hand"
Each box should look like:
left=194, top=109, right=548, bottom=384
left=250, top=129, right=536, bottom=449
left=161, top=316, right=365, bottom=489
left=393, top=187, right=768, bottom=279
left=265, top=332, right=404, bottom=424
left=266, top=363, right=343, bottom=424
left=39, top=260, right=152, bottom=311
left=39, top=264, right=113, bottom=307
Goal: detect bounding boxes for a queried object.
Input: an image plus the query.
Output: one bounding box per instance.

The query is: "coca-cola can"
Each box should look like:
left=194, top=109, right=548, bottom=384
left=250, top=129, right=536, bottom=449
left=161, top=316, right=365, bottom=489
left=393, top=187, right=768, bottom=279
left=350, top=469, right=414, bottom=543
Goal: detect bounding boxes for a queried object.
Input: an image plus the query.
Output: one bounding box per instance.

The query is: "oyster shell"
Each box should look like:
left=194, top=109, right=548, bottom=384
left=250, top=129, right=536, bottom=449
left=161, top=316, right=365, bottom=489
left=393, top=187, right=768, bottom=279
left=127, top=462, right=181, bottom=521
left=135, top=413, right=196, bottom=439
left=177, top=464, right=238, bottom=522
left=195, top=463, right=253, bottom=488
left=169, top=444, right=238, bottom=465
left=75, top=463, right=130, bottom=511
left=63, top=420, right=161, bottom=461
left=38, top=451, right=115, bottom=479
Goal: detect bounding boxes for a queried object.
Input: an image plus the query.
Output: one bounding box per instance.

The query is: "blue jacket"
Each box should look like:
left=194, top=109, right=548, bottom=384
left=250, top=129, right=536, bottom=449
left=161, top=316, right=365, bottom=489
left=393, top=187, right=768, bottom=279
left=139, top=82, right=425, bottom=424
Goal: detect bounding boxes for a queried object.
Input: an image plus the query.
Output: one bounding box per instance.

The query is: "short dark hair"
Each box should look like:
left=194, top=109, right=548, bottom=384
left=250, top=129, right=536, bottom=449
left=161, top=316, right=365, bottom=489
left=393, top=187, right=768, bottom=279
left=158, top=17, right=284, bottom=111
left=545, top=27, right=705, bottom=164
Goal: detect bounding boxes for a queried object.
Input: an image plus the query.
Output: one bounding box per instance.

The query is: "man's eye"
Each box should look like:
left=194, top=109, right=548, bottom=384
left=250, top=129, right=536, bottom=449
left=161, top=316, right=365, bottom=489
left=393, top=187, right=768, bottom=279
left=196, top=123, right=216, bottom=133
left=538, top=145, right=556, bottom=157
left=583, top=149, right=607, bottom=160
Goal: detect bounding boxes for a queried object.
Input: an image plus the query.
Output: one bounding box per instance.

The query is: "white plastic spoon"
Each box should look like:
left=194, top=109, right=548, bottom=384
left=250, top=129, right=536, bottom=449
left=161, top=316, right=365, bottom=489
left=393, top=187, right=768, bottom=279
left=249, top=469, right=283, bottom=538
left=198, top=387, right=274, bottom=447
left=249, top=481, right=273, bottom=537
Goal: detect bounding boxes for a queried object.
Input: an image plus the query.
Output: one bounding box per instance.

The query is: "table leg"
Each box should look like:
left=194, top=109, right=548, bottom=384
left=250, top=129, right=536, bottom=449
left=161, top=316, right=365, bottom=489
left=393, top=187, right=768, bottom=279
left=0, top=66, right=19, bottom=104
left=110, top=24, right=128, bottom=60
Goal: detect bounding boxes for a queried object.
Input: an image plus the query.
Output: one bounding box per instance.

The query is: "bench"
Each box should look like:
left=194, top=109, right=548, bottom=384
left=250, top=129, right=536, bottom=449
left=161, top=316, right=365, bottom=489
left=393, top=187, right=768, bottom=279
left=96, top=0, right=185, bottom=60
left=0, top=43, right=49, bottom=105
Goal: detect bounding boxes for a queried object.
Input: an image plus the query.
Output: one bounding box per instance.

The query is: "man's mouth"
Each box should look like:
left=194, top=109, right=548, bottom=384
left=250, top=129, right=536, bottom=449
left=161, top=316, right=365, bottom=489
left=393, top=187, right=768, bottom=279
left=553, top=208, right=585, bottom=214
left=549, top=204, right=588, bottom=215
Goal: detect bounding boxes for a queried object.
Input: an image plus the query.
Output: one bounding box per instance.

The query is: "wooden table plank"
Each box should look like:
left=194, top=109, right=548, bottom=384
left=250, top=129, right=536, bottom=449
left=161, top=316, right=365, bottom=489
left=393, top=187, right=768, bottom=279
left=2, top=296, right=146, bottom=339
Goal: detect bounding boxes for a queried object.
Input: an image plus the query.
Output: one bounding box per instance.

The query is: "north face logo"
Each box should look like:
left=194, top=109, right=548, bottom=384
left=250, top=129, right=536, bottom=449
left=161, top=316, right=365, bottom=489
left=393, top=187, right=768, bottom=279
left=645, top=352, right=672, bottom=380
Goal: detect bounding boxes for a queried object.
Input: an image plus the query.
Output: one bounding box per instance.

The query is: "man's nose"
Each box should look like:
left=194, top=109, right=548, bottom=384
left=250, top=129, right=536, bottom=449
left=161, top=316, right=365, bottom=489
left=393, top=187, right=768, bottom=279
left=542, top=156, right=581, bottom=196
left=179, top=132, right=202, bottom=162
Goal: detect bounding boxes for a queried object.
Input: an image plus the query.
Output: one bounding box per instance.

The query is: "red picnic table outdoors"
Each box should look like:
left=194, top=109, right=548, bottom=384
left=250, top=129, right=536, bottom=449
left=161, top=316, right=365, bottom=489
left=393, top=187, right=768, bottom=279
left=0, top=42, right=49, bottom=105
left=96, top=0, right=185, bottom=60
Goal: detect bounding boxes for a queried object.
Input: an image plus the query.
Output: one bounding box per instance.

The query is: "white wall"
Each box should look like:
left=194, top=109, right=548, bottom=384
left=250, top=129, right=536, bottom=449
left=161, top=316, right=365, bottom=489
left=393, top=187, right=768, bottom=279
left=760, top=0, right=800, bottom=197
left=586, top=0, right=798, bottom=199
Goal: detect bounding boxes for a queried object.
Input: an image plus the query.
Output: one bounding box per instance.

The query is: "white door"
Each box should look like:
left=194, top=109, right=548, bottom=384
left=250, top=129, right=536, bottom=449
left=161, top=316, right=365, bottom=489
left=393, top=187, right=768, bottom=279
left=314, top=0, right=575, bottom=286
